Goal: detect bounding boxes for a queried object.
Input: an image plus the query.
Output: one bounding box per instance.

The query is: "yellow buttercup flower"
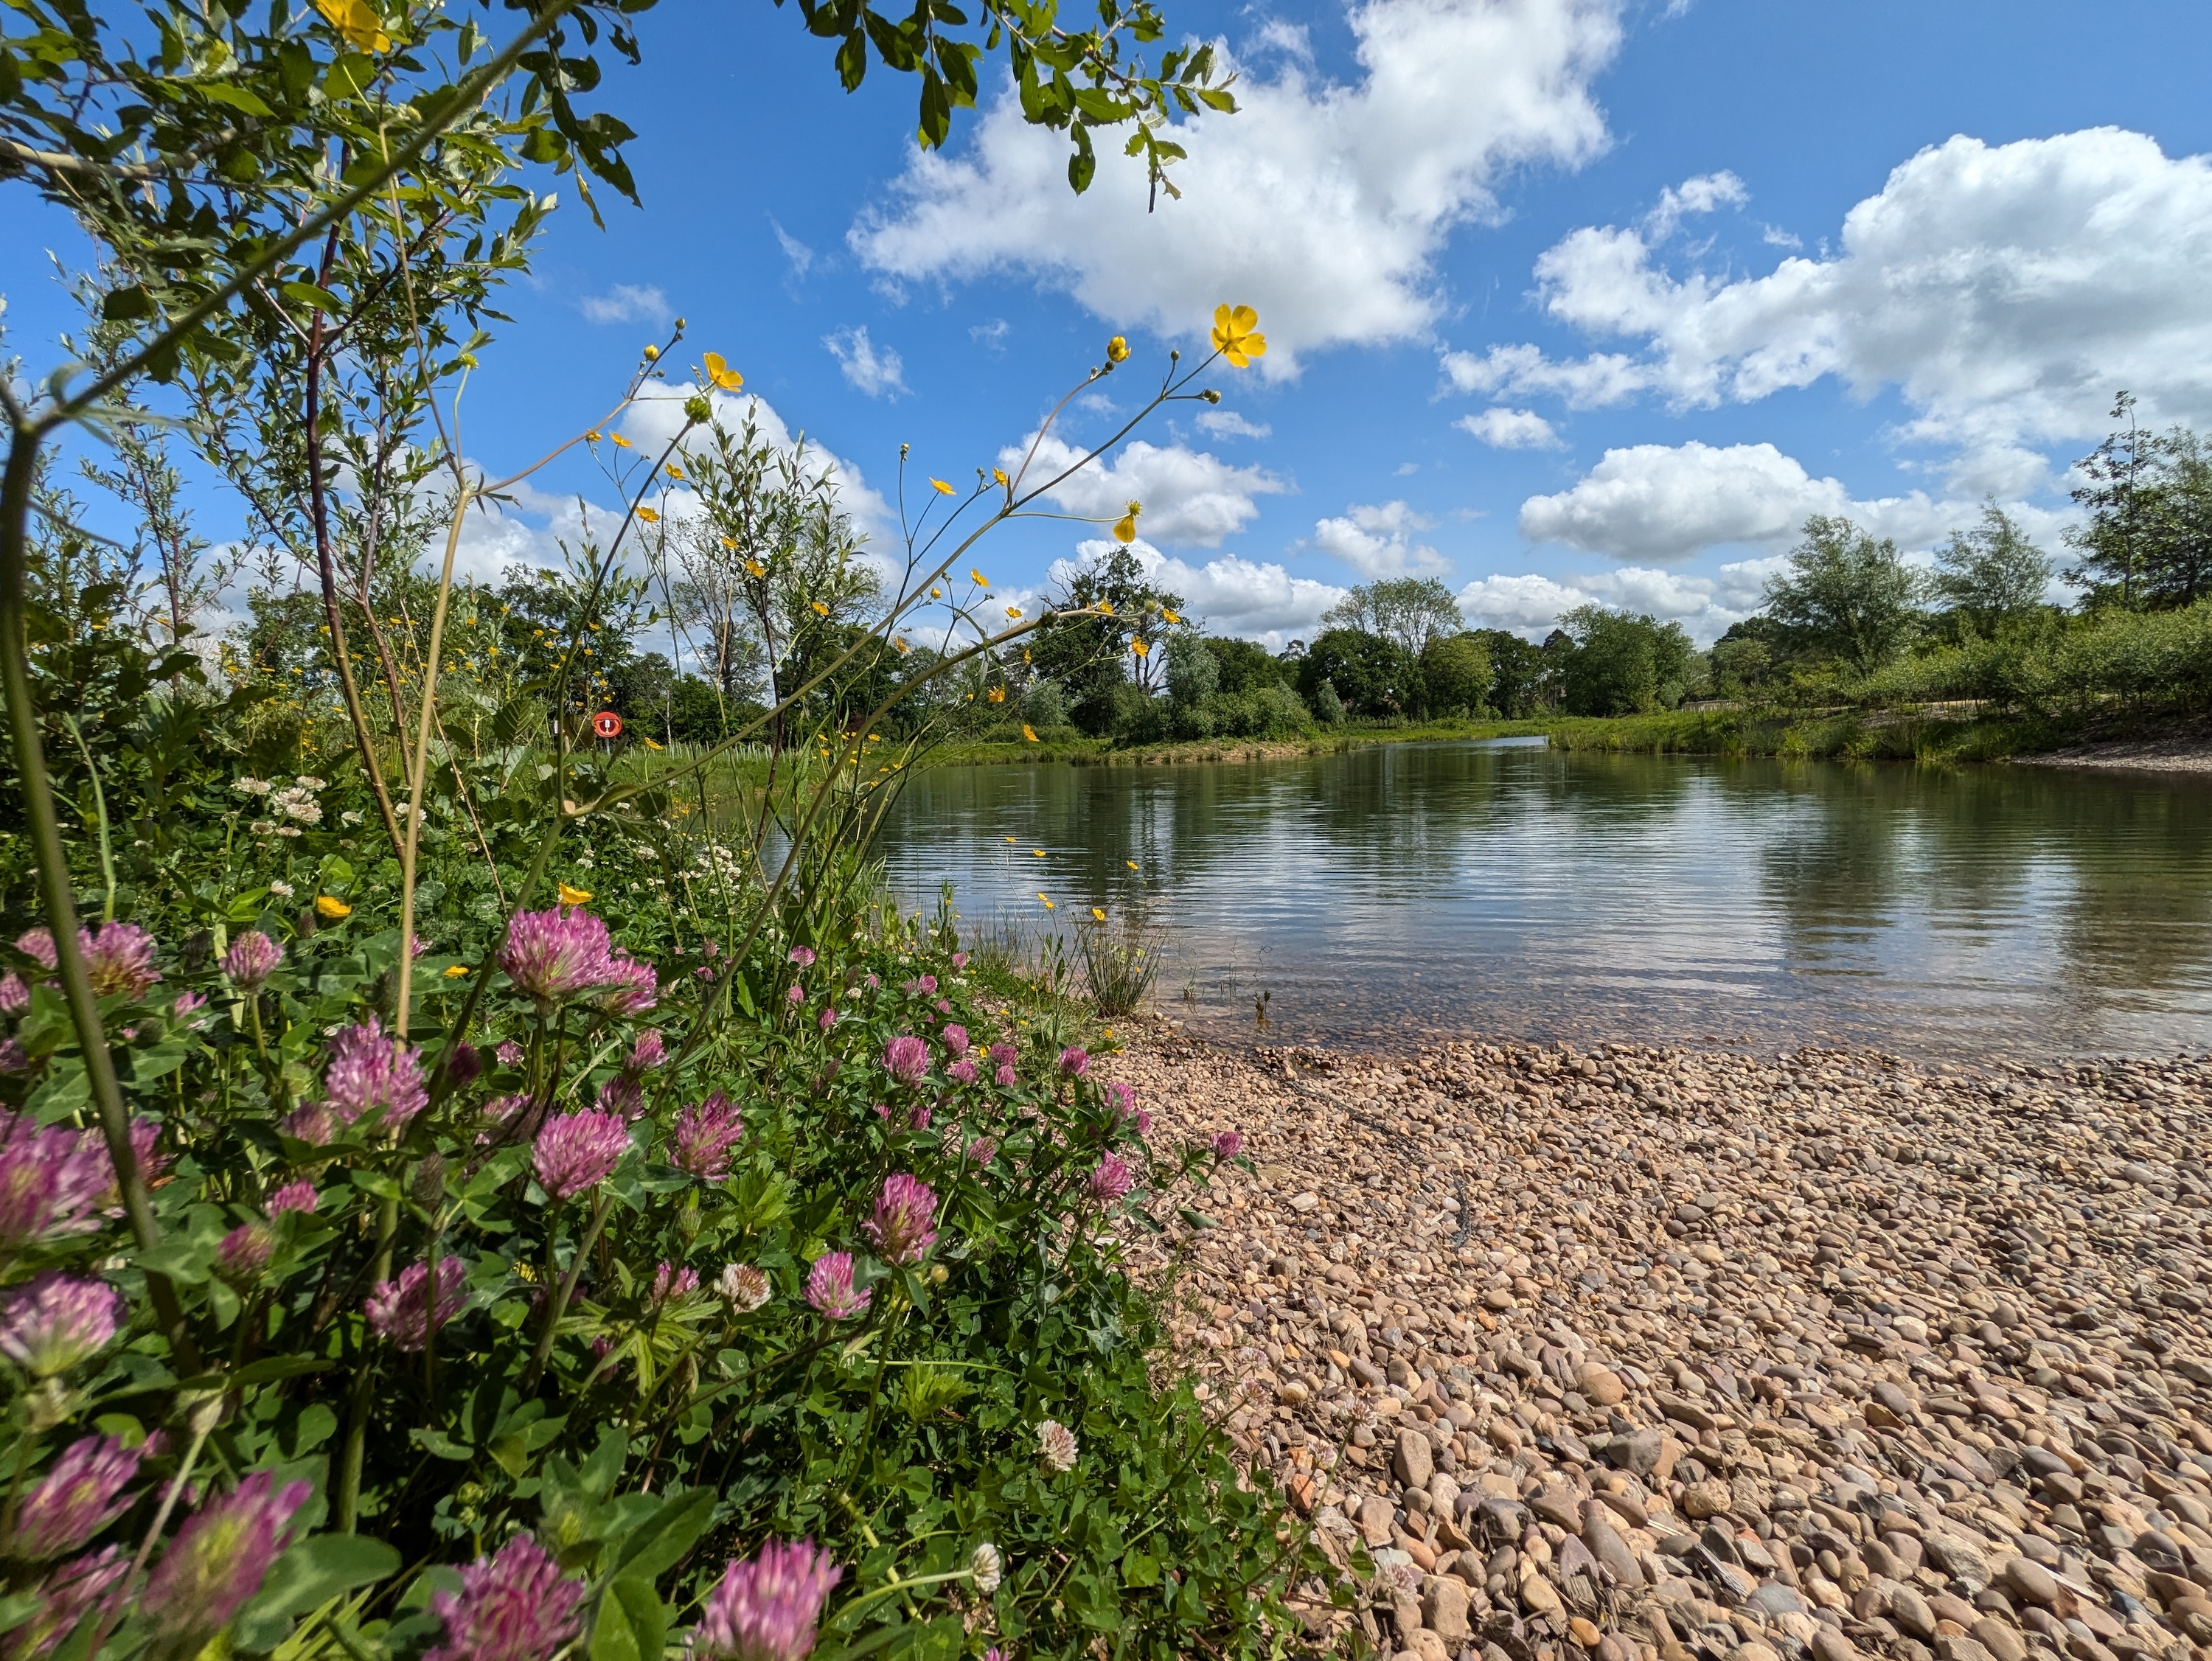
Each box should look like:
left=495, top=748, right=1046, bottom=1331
left=930, top=586, right=942, bottom=599
left=987, top=686, right=1006, bottom=703
left=558, top=882, right=593, bottom=906
left=315, top=895, right=352, bottom=919
left=1038, top=894, right=1054, bottom=910
left=611, top=433, right=633, bottom=450
left=931, top=478, right=955, bottom=495
left=665, top=464, right=684, bottom=481
left=1132, top=639, right=1150, bottom=657
left=642, top=344, right=660, bottom=361
left=1004, top=835, right=1017, bottom=843
left=703, top=352, right=744, bottom=391
left=1162, top=609, right=1181, bottom=624
left=745, top=559, right=767, bottom=578
left=1022, top=725, right=1039, bottom=743
left=1033, top=849, right=1046, bottom=857
left=637, top=506, right=660, bottom=523
left=1210, top=304, right=1267, bottom=368
left=1005, top=606, right=1023, bottom=619
left=971, top=569, right=990, bottom=587
left=811, top=600, right=830, bottom=616
left=720, top=536, right=738, bottom=550
left=644, top=737, right=664, bottom=750
left=1125, top=860, right=1139, bottom=870
left=992, top=469, right=1009, bottom=487
left=315, top=0, right=389, bottom=52
left=1091, top=907, right=1107, bottom=922
left=1107, top=335, right=1130, bottom=363
left=1097, top=601, right=1114, bottom=616
left=443, top=964, right=470, bottom=979
left=585, top=429, right=604, bottom=443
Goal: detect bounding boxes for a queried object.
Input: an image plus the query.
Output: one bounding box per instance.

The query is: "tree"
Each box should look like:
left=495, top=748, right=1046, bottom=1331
left=1321, top=577, right=1466, bottom=656
left=1029, top=544, right=1185, bottom=734
left=1163, top=632, right=1220, bottom=704
left=1201, top=636, right=1293, bottom=695
left=1475, top=630, right=1545, bottom=716
left=1762, top=516, right=1927, bottom=675
left=1934, top=501, right=2053, bottom=633
left=1417, top=632, right=1492, bottom=716
left=1554, top=605, right=1696, bottom=716
left=1296, top=628, right=1416, bottom=717
left=2066, top=410, right=2212, bottom=610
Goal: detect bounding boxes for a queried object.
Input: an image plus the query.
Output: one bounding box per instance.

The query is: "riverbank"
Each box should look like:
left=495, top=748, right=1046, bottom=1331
left=1111, top=1023, right=2212, bottom=1661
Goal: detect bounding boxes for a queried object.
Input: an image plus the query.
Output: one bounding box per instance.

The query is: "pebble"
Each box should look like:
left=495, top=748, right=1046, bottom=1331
left=1111, top=1028, right=2212, bottom=1661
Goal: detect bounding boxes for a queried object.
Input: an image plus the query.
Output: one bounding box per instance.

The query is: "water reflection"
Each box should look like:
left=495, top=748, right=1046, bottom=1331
left=876, top=745, right=2212, bottom=1059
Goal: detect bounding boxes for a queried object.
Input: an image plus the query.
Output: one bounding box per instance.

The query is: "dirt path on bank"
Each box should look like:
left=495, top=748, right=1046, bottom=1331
left=1110, top=1026, right=2212, bottom=1661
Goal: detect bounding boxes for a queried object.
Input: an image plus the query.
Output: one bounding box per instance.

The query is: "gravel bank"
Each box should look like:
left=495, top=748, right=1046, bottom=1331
left=1113, top=1028, right=2212, bottom=1661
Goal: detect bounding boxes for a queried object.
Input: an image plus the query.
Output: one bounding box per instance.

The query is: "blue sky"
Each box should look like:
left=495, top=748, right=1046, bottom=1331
left=10, top=0, right=2212, bottom=647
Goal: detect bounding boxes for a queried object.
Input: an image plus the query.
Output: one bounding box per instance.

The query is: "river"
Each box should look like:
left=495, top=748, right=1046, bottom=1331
left=875, top=741, right=2212, bottom=1059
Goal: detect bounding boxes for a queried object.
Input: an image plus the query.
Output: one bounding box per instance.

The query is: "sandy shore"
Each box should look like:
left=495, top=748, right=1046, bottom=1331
left=1111, top=1025, right=2212, bottom=1661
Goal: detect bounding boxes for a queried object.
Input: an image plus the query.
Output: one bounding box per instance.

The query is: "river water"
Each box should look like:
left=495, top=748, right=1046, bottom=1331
left=875, top=741, right=2212, bottom=1060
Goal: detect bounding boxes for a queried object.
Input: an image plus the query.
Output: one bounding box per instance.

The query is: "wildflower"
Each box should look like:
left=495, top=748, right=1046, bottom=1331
left=1036, top=1419, right=1079, bottom=1474
left=441, top=1043, right=481, bottom=1092
left=940, top=1023, right=970, bottom=1056
left=788, top=946, right=816, bottom=968
left=533, top=1111, right=630, bottom=1200
left=994, top=1063, right=1017, bottom=1088
left=267, top=1181, right=318, bottom=1215
left=906, top=1103, right=931, bottom=1132
left=1112, top=506, right=1139, bottom=544
left=965, top=1135, right=996, bottom=1163
left=696, top=1539, right=843, bottom=1661
left=221, top=930, right=282, bottom=991
left=803, top=1253, right=870, bottom=1320
left=971, top=568, right=989, bottom=586
left=0, top=1115, right=111, bottom=1250
left=951, top=952, right=968, bottom=970
left=11, top=1547, right=128, bottom=1661
left=865, top=1175, right=938, bottom=1266
left=364, top=1257, right=469, bottom=1350
left=597, top=1073, right=644, bottom=1121
left=270, top=784, right=321, bottom=825
left=232, top=776, right=271, bottom=796
left=1131, top=639, right=1150, bottom=658
left=881, top=1034, right=929, bottom=1086
left=930, top=478, right=955, bottom=495
left=277, top=1103, right=338, bottom=1146
left=1058, top=1045, right=1091, bottom=1078
left=498, top=908, right=613, bottom=1008
left=641, top=344, right=660, bottom=361
left=323, top=1017, right=429, bottom=1130
left=1106, top=333, right=1130, bottom=363
left=142, top=1471, right=312, bottom=1654
left=703, top=352, right=745, bottom=391
left=630, top=1029, right=667, bottom=1070
left=1036, top=894, right=1053, bottom=910
left=12, top=1434, right=148, bottom=1560
left=1210, top=303, right=1267, bottom=366
left=83, top=924, right=159, bottom=997
left=1108, top=1081, right=1138, bottom=1119
left=784, top=985, right=804, bottom=1006
left=817, top=1006, right=837, bottom=1031
left=665, top=464, right=685, bottom=481
left=651, top=1262, right=701, bottom=1305
left=611, top=433, right=634, bottom=449
left=0, top=972, right=25, bottom=1013
left=313, top=0, right=389, bottom=52
left=1211, top=1129, right=1243, bottom=1160
left=443, top=965, right=470, bottom=980
left=670, top=1093, right=745, bottom=1180
left=989, top=1043, right=1016, bottom=1066
left=1161, top=609, right=1181, bottom=623
left=426, top=1533, right=585, bottom=1661
left=495, top=1040, right=524, bottom=1068
left=597, top=955, right=659, bottom=1017
left=1088, top=1155, right=1135, bottom=1203
left=718, top=1263, right=771, bottom=1312
left=947, top=1058, right=978, bottom=1085
left=1091, top=907, right=1107, bottom=923
left=314, top=895, right=352, bottom=919
left=965, top=1542, right=1004, bottom=1596
left=1125, top=859, right=1140, bottom=871
left=0, top=1274, right=120, bottom=1376
left=214, top=1222, right=276, bottom=1285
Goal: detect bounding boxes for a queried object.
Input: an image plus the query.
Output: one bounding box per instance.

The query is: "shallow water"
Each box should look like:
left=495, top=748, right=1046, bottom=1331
left=875, top=742, right=2212, bottom=1060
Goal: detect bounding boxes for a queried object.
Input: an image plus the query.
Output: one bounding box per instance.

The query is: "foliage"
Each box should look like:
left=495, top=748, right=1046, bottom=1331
left=1296, top=628, right=1416, bottom=720
left=1416, top=632, right=1492, bottom=717
left=1551, top=605, right=1696, bottom=717
left=1761, top=516, right=1928, bottom=675
left=1028, top=547, right=1185, bottom=733
left=1472, top=630, right=1545, bottom=717
left=2066, top=402, right=2212, bottom=610
left=1932, top=501, right=2054, bottom=633
left=1318, top=577, right=1464, bottom=658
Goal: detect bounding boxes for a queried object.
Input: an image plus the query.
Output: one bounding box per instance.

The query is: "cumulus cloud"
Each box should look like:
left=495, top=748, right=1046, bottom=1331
left=619, top=383, right=894, bottom=536
left=824, top=326, right=908, bottom=398
left=1054, top=537, right=1346, bottom=650
left=1455, top=554, right=1787, bottom=644
left=852, top=0, right=1622, bottom=372
left=1516, top=440, right=2001, bottom=564
left=1456, top=406, right=1562, bottom=448
left=1451, top=130, right=2212, bottom=462
left=578, top=284, right=672, bottom=326
left=1001, top=433, right=1286, bottom=546
left=1196, top=408, right=1272, bottom=439
left=1642, top=170, right=1746, bottom=239
left=1309, top=500, right=1450, bottom=577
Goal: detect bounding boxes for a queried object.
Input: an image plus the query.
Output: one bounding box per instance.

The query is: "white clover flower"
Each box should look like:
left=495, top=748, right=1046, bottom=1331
left=1036, top=1419, right=1078, bottom=1474
left=294, top=775, right=327, bottom=790
left=340, top=809, right=364, bottom=826
left=717, top=1263, right=771, bottom=1312
left=271, top=787, right=322, bottom=825
left=269, top=880, right=296, bottom=899
left=970, top=1542, right=1003, bottom=1595
left=233, top=776, right=271, bottom=795
left=274, top=826, right=301, bottom=838
left=250, top=820, right=276, bottom=836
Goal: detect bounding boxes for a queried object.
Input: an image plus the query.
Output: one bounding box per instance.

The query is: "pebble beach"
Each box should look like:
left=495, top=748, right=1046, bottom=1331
left=1111, top=1027, right=2212, bottom=1661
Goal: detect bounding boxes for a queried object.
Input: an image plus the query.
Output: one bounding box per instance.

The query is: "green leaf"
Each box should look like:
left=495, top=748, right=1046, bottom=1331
left=279, top=280, right=345, bottom=312
left=1122, top=1549, right=1159, bottom=1587
left=589, top=1577, right=665, bottom=1661
left=613, top=1487, right=714, bottom=1581
left=194, top=80, right=275, bottom=116
left=102, top=287, right=155, bottom=322
left=240, top=1533, right=402, bottom=1629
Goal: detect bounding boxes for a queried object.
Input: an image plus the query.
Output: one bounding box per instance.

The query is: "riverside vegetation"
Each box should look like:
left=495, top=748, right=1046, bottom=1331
left=0, top=3, right=1346, bottom=1659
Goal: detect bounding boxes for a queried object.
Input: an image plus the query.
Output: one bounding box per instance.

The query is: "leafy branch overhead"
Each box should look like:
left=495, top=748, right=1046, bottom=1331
left=782, top=0, right=1237, bottom=197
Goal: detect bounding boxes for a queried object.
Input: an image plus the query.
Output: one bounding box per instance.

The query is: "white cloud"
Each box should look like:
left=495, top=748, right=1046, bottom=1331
left=1454, top=557, right=1784, bottom=644
left=1516, top=440, right=1992, bottom=564
left=578, top=284, right=671, bottom=326
left=1643, top=170, right=1746, bottom=239
left=1310, top=499, right=1450, bottom=577
left=1001, top=433, right=1286, bottom=546
left=771, top=220, right=814, bottom=279
left=852, top=0, right=1622, bottom=373
left=1455, top=406, right=1562, bottom=448
left=620, top=383, right=893, bottom=536
left=1057, top=537, right=1345, bottom=650
left=823, top=326, right=908, bottom=398
left=1195, top=408, right=1272, bottom=440
left=1461, top=129, right=2212, bottom=459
